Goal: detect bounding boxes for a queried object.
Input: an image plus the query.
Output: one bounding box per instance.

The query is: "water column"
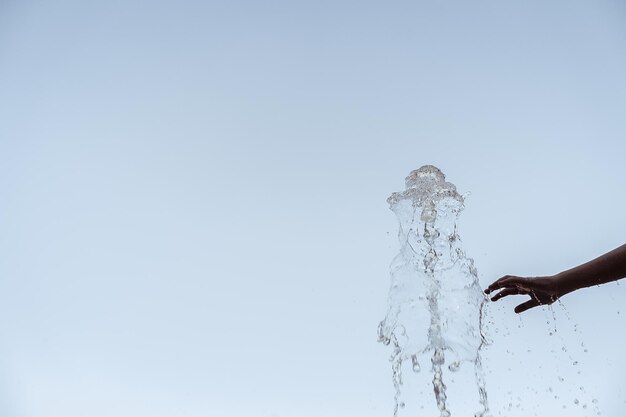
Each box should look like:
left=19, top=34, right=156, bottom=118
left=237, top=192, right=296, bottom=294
left=378, top=165, right=489, bottom=417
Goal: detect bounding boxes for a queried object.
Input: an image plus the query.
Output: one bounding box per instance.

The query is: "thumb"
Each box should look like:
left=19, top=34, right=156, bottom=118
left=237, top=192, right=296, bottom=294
left=514, top=299, right=540, bottom=314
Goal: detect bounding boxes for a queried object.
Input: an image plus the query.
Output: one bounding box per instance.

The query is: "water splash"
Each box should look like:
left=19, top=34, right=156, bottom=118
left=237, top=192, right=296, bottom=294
left=378, top=165, right=489, bottom=417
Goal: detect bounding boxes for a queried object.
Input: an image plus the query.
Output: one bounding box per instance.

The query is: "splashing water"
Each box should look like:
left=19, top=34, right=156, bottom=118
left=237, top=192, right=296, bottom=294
left=378, top=165, right=489, bottom=417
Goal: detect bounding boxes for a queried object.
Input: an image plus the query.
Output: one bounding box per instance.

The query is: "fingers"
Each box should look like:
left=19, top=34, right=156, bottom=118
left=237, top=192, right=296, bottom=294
left=484, top=275, right=528, bottom=294
left=514, top=299, right=540, bottom=314
left=489, top=287, right=525, bottom=302
left=485, top=275, right=547, bottom=314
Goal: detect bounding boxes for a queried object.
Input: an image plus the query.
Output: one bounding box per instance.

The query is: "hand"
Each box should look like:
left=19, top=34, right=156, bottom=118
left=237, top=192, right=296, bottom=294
left=484, top=275, right=567, bottom=314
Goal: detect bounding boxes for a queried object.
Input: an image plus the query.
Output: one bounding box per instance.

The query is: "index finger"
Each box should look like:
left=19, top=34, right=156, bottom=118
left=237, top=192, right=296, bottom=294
left=484, top=275, right=526, bottom=294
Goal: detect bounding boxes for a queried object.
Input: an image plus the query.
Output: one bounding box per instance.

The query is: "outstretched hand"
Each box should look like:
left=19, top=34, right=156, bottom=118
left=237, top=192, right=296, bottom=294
left=484, top=275, right=567, bottom=314
left=486, top=244, right=626, bottom=313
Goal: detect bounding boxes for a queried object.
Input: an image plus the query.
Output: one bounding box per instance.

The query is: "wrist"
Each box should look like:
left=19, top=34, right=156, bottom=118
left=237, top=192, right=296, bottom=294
left=552, top=272, right=578, bottom=295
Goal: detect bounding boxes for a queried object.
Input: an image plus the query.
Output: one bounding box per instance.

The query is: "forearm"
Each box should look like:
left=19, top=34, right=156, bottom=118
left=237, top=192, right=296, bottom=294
left=555, top=243, right=626, bottom=293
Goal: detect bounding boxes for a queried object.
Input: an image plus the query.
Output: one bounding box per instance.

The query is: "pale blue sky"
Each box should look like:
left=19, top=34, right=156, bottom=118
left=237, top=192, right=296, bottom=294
left=1, top=1, right=626, bottom=416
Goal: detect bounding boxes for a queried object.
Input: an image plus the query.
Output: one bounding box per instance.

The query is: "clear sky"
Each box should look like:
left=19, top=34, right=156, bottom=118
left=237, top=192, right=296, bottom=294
left=1, top=1, right=626, bottom=416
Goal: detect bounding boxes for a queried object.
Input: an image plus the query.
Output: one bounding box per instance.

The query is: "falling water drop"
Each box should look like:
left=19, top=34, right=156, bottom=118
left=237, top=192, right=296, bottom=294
left=411, top=354, right=421, bottom=373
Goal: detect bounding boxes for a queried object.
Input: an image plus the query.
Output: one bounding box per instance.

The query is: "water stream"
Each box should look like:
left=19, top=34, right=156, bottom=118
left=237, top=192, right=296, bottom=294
left=378, top=165, right=489, bottom=417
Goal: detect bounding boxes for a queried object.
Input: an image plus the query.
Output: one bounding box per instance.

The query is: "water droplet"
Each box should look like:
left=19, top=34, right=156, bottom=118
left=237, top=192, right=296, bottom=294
left=411, top=354, right=421, bottom=373
left=448, top=361, right=460, bottom=372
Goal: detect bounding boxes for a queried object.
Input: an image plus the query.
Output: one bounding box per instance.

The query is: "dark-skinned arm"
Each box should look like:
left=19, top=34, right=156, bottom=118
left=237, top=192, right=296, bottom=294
left=484, top=243, right=626, bottom=313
